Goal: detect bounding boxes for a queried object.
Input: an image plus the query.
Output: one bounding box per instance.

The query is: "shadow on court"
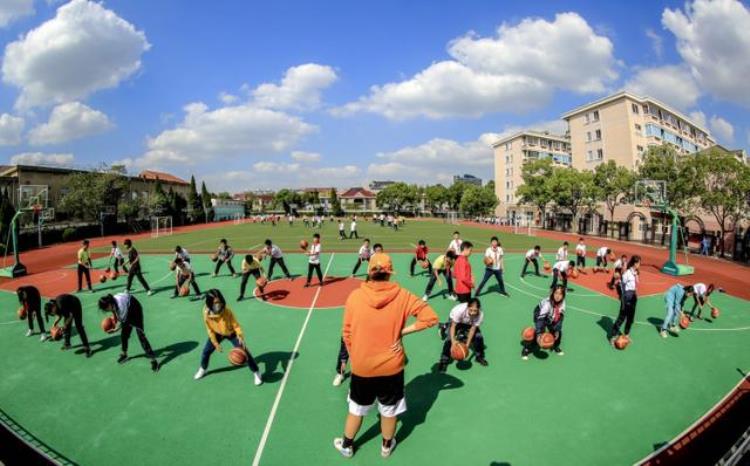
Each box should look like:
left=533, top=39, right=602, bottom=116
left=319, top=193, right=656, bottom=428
left=155, top=340, right=200, bottom=367
left=354, top=370, right=463, bottom=449
left=596, top=316, right=613, bottom=340
left=87, top=334, right=121, bottom=355
left=205, top=350, right=298, bottom=382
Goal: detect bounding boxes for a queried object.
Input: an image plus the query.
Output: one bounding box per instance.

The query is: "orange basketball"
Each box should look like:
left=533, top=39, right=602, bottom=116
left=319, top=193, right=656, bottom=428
left=229, top=347, right=247, bottom=366
left=450, top=342, right=469, bottom=361
left=256, top=277, right=268, bottom=288
left=109, top=271, right=118, bottom=280
left=521, top=326, right=535, bottom=342
left=299, top=239, right=309, bottom=250
left=210, top=253, right=219, bottom=262
left=543, top=261, right=551, bottom=271
left=421, top=260, right=429, bottom=269
left=179, top=286, right=190, bottom=297
left=679, top=315, right=691, bottom=329
left=99, top=274, right=108, bottom=283
left=101, top=316, right=117, bottom=333
left=614, top=335, right=630, bottom=350
left=711, top=307, right=720, bottom=319
left=50, top=326, right=63, bottom=341
left=168, top=261, right=176, bottom=271
left=537, top=332, right=555, bottom=349
left=483, top=256, right=493, bottom=266
left=570, top=269, right=579, bottom=279
left=609, top=253, right=616, bottom=261
left=17, top=306, right=27, bottom=320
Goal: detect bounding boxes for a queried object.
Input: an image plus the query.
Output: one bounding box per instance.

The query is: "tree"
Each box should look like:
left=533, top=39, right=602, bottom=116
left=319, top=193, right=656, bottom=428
left=424, top=184, right=449, bottom=212
left=687, top=148, right=750, bottom=256
left=459, top=184, right=498, bottom=217
left=149, top=179, right=170, bottom=215
left=594, top=160, right=635, bottom=230
left=447, top=182, right=468, bottom=211
left=216, top=192, right=233, bottom=200
left=516, top=159, right=555, bottom=225
left=58, top=167, right=129, bottom=221
left=201, top=181, right=214, bottom=222
left=330, top=188, right=344, bottom=216
left=547, top=168, right=598, bottom=228
left=638, top=145, right=697, bottom=211
left=187, top=175, right=204, bottom=223
left=376, top=182, right=418, bottom=213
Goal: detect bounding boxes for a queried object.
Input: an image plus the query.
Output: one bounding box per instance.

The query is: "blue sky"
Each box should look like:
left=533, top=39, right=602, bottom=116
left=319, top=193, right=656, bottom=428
left=0, top=0, right=748, bottom=192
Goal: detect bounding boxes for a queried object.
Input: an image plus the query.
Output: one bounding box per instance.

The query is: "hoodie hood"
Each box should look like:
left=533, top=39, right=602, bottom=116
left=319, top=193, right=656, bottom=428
left=361, top=281, right=400, bottom=309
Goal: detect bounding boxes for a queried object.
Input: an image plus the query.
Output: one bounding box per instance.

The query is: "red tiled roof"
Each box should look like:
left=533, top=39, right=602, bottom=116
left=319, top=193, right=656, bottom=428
left=138, top=170, right=189, bottom=185
left=339, top=187, right=376, bottom=198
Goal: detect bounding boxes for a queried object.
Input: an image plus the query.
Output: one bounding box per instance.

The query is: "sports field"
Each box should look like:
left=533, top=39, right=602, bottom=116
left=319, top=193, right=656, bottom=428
left=1, top=220, right=749, bottom=465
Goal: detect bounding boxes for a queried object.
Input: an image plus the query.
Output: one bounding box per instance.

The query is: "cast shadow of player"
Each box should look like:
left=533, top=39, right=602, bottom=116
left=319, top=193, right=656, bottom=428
left=489, top=462, right=512, bottom=466
left=262, top=289, right=290, bottom=302
left=596, top=316, right=614, bottom=341
left=206, top=351, right=298, bottom=382
left=83, top=334, right=121, bottom=355
left=354, top=370, right=464, bottom=449
left=154, top=340, right=200, bottom=367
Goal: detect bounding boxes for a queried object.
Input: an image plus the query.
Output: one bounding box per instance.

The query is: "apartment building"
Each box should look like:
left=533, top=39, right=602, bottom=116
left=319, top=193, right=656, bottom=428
left=453, top=174, right=482, bottom=186
left=562, top=91, right=715, bottom=170
left=492, top=131, right=572, bottom=221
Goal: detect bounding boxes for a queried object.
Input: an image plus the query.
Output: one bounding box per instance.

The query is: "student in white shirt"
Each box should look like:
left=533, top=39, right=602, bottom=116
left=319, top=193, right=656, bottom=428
left=556, top=242, right=569, bottom=262
left=550, top=260, right=576, bottom=290
left=475, top=236, right=509, bottom=297
left=263, top=239, right=292, bottom=280
left=304, top=234, right=324, bottom=287
left=175, top=245, right=191, bottom=263
left=593, top=246, right=612, bottom=273
left=607, top=254, right=627, bottom=295
left=689, top=282, right=716, bottom=321
left=172, top=257, right=201, bottom=298
left=338, top=220, right=346, bottom=240
left=109, top=240, right=127, bottom=275
left=522, top=285, right=566, bottom=359
left=349, top=218, right=359, bottom=239
left=351, top=239, right=372, bottom=277
left=448, top=231, right=463, bottom=254
left=610, top=255, right=641, bottom=344
left=437, top=299, right=487, bottom=371
left=575, top=239, right=586, bottom=268
left=521, top=245, right=543, bottom=277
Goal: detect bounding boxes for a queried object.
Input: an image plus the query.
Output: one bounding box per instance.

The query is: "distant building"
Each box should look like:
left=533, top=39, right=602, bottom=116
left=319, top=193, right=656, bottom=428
left=298, top=187, right=336, bottom=211
left=453, top=174, right=482, bottom=186
left=339, top=187, right=377, bottom=213
left=138, top=170, right=190, bottom=187
left=368, top=180, right=395, bottom=192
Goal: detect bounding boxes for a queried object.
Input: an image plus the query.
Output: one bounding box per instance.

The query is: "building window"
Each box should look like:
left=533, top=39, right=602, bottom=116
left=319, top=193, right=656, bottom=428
left=505, top=142, right=512, bottom=151
left=643, top=104, right=649, bottom=114
left=586, top=131, right=592, bottom=142
left=596, top=149, right=603, bottom=160
left=635, top=123, right=642, bottom=131
left=637, top=145, right=644, bottom=153
left=587, top=150, right=593, bottom=162
left=506, top=181, right=510, bottom=189
left=595, top=129, right=601, bottom=140
left=584, top=113, right=590, bottom=124
left=631, top=103, right=639, bottom=114
left=592, top=110, right=599, bottom=121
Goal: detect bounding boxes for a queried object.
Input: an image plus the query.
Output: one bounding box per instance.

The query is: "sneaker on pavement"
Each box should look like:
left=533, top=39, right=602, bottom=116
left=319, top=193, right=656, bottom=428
left=332, top=373, right=345, bottom=387
left=421, top=295, right=429, bottom=302
left=147, top=290, right=155, bottom=296
left=447, top=294, right=457, bottom=301
left=333, top=438, right=354, bottom=458
left=521, top=355, right=529, bottom=361
left=437, top=362, right=448, bottom=372
left=151, top=360, right=160, bottom=372
left=670, top=325, right=680, bottom=333
left=40, top=333, right=49, bottom=342
left=85, top=348, right=93, bottom=358
left=660, top=330, right=668, bottom=338
left=194, top=367, right=206, bottom=380
left=381, top=438, right=397, bottom=458
left=476, top=356, right=489, bottom=366
left=117, top=354, right=128, bottom=364
left=253, top=372, right=263, bottom=386
left=25, top=329, right=33, bottom=337
left=553, top=348, right=564, bottom=356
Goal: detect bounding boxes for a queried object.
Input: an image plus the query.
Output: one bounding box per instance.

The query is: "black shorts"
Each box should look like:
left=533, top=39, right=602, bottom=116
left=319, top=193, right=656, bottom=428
left=349, top=371, right=404, bottom=407
left=596, top=256, right=608, bottom=267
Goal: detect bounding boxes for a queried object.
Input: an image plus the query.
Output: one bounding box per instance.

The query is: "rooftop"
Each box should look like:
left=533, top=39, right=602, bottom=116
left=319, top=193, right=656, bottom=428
left=491, top=130, right=569, bottom=147
left=138, top=170, right=189, bottom=185
left=339, top=187, right=376, bottom=198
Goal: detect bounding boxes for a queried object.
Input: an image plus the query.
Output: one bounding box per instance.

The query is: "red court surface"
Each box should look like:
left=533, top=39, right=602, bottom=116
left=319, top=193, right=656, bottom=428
left=462, top=221, right=750, bottom=301
left=568, top=265, right=680, bottom=298
left=254, top=276, right=363, bottom=309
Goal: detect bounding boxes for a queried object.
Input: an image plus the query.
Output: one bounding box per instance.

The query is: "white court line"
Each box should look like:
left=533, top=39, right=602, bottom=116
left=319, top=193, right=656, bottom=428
left=251, top=253, right=335, bottom=466
left=506, top=281, right=750, bottom=332
left=0, top=320, right=23, bottom=325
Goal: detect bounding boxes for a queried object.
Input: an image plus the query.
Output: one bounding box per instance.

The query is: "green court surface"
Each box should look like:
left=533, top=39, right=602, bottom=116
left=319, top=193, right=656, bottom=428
left=2, top=233, right=750, bottom=465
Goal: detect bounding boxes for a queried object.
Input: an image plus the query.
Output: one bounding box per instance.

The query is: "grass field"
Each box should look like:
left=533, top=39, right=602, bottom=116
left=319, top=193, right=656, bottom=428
left=2, top=221, right=749, bottom=465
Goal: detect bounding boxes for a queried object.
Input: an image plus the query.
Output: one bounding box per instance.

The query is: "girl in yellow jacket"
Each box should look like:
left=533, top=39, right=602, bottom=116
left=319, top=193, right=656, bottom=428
left=194, top=289, right=262, bottom=385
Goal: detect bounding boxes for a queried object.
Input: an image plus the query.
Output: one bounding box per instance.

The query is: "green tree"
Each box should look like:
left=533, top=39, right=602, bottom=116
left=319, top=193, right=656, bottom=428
left=459, top=184, right=499, bottom=217
left=216, top=192, right=232, bottom=200
left=687, top=148, right=750, bottom=256
left=187, top=175, right=204, bottom=223
left=201, top=181, right=214, bottom=222
left=58, top=167, right=129, bottom=221
left=376, top=182, right=418, bottom=213
left=149, top=179, right=170, bottom=215
left=638, top=145, right=697, bottom=211
left=330, top=188, right=344, bottom=216
left=594, top=160, right=635, bottom=229
left=447, top=182, right=468, bottom=211
left=516, top=159, right=555, bottom=225
left=424, top=184, right=449, bottom=212
left=548, top=168, right=598, bottom=227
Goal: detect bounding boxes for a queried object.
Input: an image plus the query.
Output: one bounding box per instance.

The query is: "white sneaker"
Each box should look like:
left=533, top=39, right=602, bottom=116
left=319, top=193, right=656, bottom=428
left=381, top=438, right=397, bottom=458
left=147, top=290, right=155, bottom=296
left=447, top=294, right=457, bottom=301
left=421, top=295, right=428, bottom=302
left=660, top=330, right=668, bottom=338
left=40, top=333, right=49, bottom=342
left=25, top=329, right=33, bottom=337
left=332, top=373, right=345, bottom=386
left=253, top=372, right=263, bottom=386
left=193, top=367, right=206, bottom=380
left=521, top=355, right=529, bottom=361
left=333, top=438, right=353, bottom=458
left=670, top=325, right=680, bottom=333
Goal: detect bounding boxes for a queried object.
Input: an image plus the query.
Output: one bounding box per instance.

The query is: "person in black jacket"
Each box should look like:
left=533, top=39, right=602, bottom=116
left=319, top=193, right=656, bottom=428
left=44, top=294, right=91, bottom=357
left=123, top=239, right=155, bottom=296
left=17, top=285, right=48, bottom=341
left=98, top=293, right=160, bottom=372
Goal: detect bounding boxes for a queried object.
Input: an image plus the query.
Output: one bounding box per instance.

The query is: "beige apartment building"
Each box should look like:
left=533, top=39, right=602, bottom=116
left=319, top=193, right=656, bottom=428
left=562, top=91, right=715, bottom=171
left=492, top=131, right=571, bottom=221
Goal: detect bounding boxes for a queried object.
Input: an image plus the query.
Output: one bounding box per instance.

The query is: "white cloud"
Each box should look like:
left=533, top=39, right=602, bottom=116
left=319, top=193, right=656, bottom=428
left=218, top=92, right=238, bottom=105
left=201, top=162, right=361, bottom=191
left=624, top=65, right=701, bottom=111
left=2, top=0, right=150, bottom=109
left=709, top=115, right=734, bottom=143
left=0, top=0, right=34, bottom=28
left=645, top=29, right=664, bottom=58
left=0, top=113, right=25, bottom=145
left=28, top=101, right=113, bottom=145
left=335, top=12, right=617, bottom=119
left=251, top=63, right=337, bottom=111
left=663, top=0, right=750, bottom=107
left=10, top=152, right=74, bottom=167
left=688, top=110, right=707, bottom=128
left=290, top=150, right=321, bottom=162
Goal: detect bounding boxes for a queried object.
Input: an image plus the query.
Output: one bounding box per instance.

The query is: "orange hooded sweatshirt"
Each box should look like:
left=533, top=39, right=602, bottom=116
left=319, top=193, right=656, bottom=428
left=342, top=280, right=438, bottom=377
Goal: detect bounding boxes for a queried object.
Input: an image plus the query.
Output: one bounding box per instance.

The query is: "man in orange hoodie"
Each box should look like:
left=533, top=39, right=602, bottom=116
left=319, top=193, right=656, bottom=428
left=333, top=253, right=438, bottom=459
left=453, top=241, right=475, bottom=303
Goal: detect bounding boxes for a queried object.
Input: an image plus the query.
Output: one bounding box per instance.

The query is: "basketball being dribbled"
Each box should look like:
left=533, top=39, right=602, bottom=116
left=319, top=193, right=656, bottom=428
left=450, top=342, right=469, bottom=361
left=99, top=275, right=108, bottom=283
left=614, top=335, right=630, bottom=350
left=299, top=239, right=309, bottom=250
left=483, top=256, right=493, bottom=266
left=256, top=277, right=268, bottom=288
left=521, top=327, right=535, bottom=342
left=711, top=307, right=720, bottom=319
left=537, top=332, right=555, bottom=349
left=17, top=306, right=27, bottom=320
left=50, top=326, right=63, bottom=341
left=210, top=253, right=219, bottom=262
left=543, top=261, right=551, bottom=271
left=679, top=315, right=691, bottom=329
left=570, top=269, right=579, bottom=279
left=101, top=316, right=117, bottom=333
left=109, top=271, right=118, bottom=280
left=421, top=260, right=429, bottom=269
left=229, top=347, right=247, bottom=366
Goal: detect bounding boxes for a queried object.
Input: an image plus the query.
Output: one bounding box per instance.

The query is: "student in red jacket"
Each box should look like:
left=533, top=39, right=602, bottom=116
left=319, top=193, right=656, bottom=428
left=409, top=240, right=432, bottom=276
left=453, top=241, right=474, bottom=303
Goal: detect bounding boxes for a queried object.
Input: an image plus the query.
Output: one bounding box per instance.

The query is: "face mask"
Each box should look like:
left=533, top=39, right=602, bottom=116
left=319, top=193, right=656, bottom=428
left=212, top=303, right=223, bottom=314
